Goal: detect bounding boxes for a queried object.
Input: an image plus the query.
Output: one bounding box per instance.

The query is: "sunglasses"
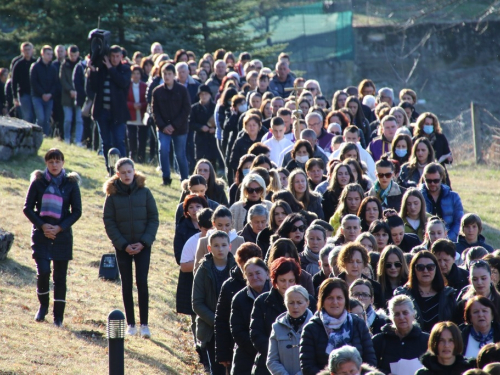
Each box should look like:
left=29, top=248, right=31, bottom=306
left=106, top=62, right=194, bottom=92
left=425, top=178, right=441, bottom=185
left=331, top=131, right=341, bottom=135
left=385, top=262, right=402, bottom=269
left=377, top=172, right=393, bottom=179
left=246, top=187, right=263, bottom=194
left=307, top=87, right=317, bottom=92
left=415, top=264, right=436, bottom=272
left=291, top=225, right=306, bottom=233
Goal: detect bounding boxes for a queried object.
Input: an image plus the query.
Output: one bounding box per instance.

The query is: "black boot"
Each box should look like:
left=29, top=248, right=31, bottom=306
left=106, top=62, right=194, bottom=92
left=53, top=300, right=66, bottom=327
left=162, top=177, right=172, bottom=186
left=35, top=275, right=50, bottom=322
left=35, top=304, right=49, bottom=322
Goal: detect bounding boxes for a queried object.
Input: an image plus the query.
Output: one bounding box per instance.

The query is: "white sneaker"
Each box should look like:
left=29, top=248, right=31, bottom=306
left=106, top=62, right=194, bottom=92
left=140, top=324, right=151, bottom=338
left=126, top=324, right=137, bottom=336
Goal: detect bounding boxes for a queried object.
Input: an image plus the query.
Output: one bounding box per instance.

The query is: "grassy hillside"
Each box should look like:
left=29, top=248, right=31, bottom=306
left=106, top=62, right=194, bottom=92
left=0, top=140, right=499, bottom=374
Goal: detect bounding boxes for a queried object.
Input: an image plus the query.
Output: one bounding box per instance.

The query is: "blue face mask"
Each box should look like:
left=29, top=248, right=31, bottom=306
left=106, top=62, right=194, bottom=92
left=395, top=148, right=407, bottom=158
left=242, top=168, right=250, bottom=177
left=423, top=125, right=434, bottom=135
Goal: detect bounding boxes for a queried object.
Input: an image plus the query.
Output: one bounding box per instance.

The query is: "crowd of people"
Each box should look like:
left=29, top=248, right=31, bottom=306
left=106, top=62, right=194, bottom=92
left=12, top=40, right=500, bottom=375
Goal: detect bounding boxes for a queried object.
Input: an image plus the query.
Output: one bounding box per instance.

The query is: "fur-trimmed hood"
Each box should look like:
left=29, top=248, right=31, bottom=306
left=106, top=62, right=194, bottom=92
left=103, top=172, right=146, bottom=195
left=31, top=169, right=81, bottom=184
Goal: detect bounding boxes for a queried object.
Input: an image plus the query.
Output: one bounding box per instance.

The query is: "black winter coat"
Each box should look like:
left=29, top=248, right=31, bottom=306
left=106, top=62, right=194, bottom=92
left=322, top=188, right=341, bottom=222
left=238, top=223, right=258, bottom=244
left=312, top=270, right=327, bottom=298
left=173, top=217, right=200, bottom=265
left=394, top=286, right=457, bottom=333
left=89, top=62, right=131, bottom=124
left=444, top=263, right=469, bottom=294
left=229, top=132, right=260, bottom=170
left=231, top=285, right=266, bottom=375
left=370, top=313, right=388, bottom=336
left=256, top=227, right=274, bottom=260
left=398, top=233, right=422, bottom=253
left=415, top=352, right=475, bottom=375
left=30, top=58, right=58, bottom=97
left=300, top=312, right=377, bottom=375
left=215, top=266, right=247, bottom=363
left=23, top=170, right=82, bottom=261
left=190, top=100, right=219, bottom=162
left=372, top=324, right=429, bottom=374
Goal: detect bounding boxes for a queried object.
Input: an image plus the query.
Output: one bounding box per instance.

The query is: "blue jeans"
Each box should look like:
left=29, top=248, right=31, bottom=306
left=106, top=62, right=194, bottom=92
left=63, top=106, right=83, bottom=144
left=96, top=109, right=127, bottom=167
left=32, top=96, right=53, bottom=136
left=19, top=94, right=35, bottom=124
left=157, top=131, right=188, bottom=180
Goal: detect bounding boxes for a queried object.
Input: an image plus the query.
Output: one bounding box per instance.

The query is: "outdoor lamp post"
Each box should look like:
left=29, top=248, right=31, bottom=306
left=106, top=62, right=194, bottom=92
left=107, top=309, right=125, bottom=375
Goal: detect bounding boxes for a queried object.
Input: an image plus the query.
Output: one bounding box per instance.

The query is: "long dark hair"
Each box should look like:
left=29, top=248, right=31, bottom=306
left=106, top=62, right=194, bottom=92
left=357, top=197, right=383, bottom=232
left=276, top=213, right=306, bottom=239
left=195, top=159, right=225, bottom=200
left=406, top=251, right=446, bottom=292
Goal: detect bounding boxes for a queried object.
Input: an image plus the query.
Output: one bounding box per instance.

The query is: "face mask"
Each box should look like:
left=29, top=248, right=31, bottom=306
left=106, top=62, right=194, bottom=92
left=423, top=125, right=434, bottom=135
left=242, top=168, right=250, bottom=177
left=296, top=155, right=309, bottom=164
left=395, top=148, right=407, bottom=158
left=238, top=104, right=248, bottom=113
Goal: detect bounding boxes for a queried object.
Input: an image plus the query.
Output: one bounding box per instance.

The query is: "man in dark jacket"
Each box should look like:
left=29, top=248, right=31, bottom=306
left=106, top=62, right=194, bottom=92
left=30, top=45, right=58, bottom=136
left=88, top=45, right=131, bottom=170
left=60, top=45, right=85, bottom=146
left=152, top=63, right=191, bottom=186
left=269, top=61, right=294, bottom=98
left=52, top=45, right=66, bottom=139
left=190, top=85, right=217, bottom=166
left=431, top=238, right=469, bottom=292
left=12, top=42, right=36, bottom=122
left=205, top=60, right=226, bottom=98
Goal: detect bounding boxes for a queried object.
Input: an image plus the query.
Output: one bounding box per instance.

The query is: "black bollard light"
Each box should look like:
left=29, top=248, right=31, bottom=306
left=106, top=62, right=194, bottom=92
left=107, top=309, right=125, bottom=375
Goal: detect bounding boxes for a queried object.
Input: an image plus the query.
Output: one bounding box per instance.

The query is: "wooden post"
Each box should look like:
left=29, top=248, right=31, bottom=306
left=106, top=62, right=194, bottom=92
left=471, top=101, right=483, bottom=164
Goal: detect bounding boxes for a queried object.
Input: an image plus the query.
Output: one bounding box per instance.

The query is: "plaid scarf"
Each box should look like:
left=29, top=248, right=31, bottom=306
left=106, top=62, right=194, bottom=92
left=470, top=327, right=494, bottom=349
left=40, top=168, right=65, bottom=219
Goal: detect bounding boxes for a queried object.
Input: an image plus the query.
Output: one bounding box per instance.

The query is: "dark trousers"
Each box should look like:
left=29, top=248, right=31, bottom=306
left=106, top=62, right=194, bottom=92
left=34, top=258, right=69, bottom=319
left=127, top=124, right=148, bottom=163
left=96, top=109, right=127, bottom=167
left=205, top=335, right=226, bottom=375
left=115, top=247, right=150, bottom=326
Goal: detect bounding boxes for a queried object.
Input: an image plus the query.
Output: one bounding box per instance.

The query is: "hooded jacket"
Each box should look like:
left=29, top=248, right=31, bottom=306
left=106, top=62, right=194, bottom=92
left=415, top=352, right=475, bottom=375
left=454, top=234, right=494, bottom=255
left=192, top=252, right=237, bottom=345
left=372, top=324, right=429, bottom=374
left=102, top=173, right=159, bottom=251
left=23, top=170, right=82, bottom=260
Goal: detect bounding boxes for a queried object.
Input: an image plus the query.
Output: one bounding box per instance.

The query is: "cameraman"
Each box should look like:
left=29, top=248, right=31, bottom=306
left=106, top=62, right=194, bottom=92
left=87, top=45, right=131, bottom=172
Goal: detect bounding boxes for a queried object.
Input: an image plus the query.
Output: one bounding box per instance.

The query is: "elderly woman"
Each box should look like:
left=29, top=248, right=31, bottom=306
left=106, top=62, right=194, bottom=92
left=377, top=245, right=409, bottom=303
left=416, top=322, right=475, bottom=375
left=237, top=204, right=269, bottom=244
left=230, top=258, right=271, bottom=375
left=323, top=345, right=379, bottom=375
left=460, top=296, right=500, bottom=359
left=372, top=295, right=429, bottom=374
left=267, top=285, right=313, bottom=375
left=256, top=200, right=293, bottom=259
left=455, top=260, right=500, bottom=325
left=24, top=148, right=82, bottom=326
left=251, top=258, right=303, bottom=375
left=337, top=242, right=384, bottom=309
left=349, top=279, right=387, bottom=335
left=300, top=278, right=376, bottom=375
left=215, top=243, right=262, bottom=370
left=230, top=173, right=272, bottom=232
left=288, top=168, right=325, bottom=219
left=394, top=250, right=456, bottom=333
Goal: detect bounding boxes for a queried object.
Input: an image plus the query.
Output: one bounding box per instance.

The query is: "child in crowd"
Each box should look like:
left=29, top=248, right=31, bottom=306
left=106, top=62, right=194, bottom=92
left=263, top=116, right=294, bottom=166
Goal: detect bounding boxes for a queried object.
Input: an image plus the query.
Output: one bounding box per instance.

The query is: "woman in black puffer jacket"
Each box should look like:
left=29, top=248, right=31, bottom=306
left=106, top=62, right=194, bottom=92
left=103, top=158, right=159, bottom=337
left=300, top=278, right=376, bottom=375
left=23, top=148, right=82, bottom=327
left=416, top=321, right=475, bottom=375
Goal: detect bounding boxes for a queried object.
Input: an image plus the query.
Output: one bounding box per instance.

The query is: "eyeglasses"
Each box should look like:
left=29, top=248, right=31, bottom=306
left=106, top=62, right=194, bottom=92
left=425, top=178, right=441, bottom=185
left=352, top=292, right=371, bottom=299
left=245, top=187, right=263, bottom=194
left=291, top=225, right=306, bottom=233
left=385, top=262, right=402, bottom=269
left=377, top=172, right=393, bottom=179
left=415, top=264, right=436, bottom=272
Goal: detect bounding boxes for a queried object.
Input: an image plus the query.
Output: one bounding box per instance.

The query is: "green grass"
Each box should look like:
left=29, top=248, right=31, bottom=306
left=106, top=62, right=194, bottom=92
left=0, top=139, right=201, bottom=374
left=0, top=140, right=499, bottom=374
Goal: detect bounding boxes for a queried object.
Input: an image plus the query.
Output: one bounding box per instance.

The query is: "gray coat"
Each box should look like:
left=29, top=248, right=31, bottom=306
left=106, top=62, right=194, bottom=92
left=267, top=310, right=313, bottom=375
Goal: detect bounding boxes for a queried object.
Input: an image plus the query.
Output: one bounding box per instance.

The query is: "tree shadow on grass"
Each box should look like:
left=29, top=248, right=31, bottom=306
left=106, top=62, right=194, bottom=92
left=0, top=257, right=36, bottom=287
left=124, top=347, right=182, bottom=375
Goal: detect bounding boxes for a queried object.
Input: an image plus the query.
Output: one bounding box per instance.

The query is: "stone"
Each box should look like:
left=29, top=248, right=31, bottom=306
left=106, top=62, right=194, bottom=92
left=0, top=116, right=43, bottom=161
left=0, top=228, right=14, bottom=261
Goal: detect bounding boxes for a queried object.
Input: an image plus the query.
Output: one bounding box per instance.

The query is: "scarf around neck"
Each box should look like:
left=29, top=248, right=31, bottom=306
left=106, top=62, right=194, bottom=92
left=374, top=180, right=392, bottom=206
left=288, top=311, right=308, bottom=332
left=303, top=247, right=320, bottom=274
left=40, top=168, right=65, bottom=219
left=470, top=327, right=494, bottom=349
left=366, top=304, right=376, bottom=327
left=320, top=309, right=352, bottom=354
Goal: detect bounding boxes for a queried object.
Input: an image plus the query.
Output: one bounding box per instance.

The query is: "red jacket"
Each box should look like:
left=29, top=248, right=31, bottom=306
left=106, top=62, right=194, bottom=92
left=127, top=81, right=147, bottom=122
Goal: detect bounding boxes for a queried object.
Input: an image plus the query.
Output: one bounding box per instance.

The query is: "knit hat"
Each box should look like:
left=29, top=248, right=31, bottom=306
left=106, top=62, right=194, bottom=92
left=197, top=84, right=212, bottom=96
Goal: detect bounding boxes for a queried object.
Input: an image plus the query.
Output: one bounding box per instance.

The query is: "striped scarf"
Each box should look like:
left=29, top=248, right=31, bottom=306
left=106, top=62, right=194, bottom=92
left=40, top=168, right=65, bottom=219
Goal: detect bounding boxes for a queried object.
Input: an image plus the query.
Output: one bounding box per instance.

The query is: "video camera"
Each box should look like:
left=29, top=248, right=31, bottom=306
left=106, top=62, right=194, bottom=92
left=88, top=29, right=111, bottom=68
